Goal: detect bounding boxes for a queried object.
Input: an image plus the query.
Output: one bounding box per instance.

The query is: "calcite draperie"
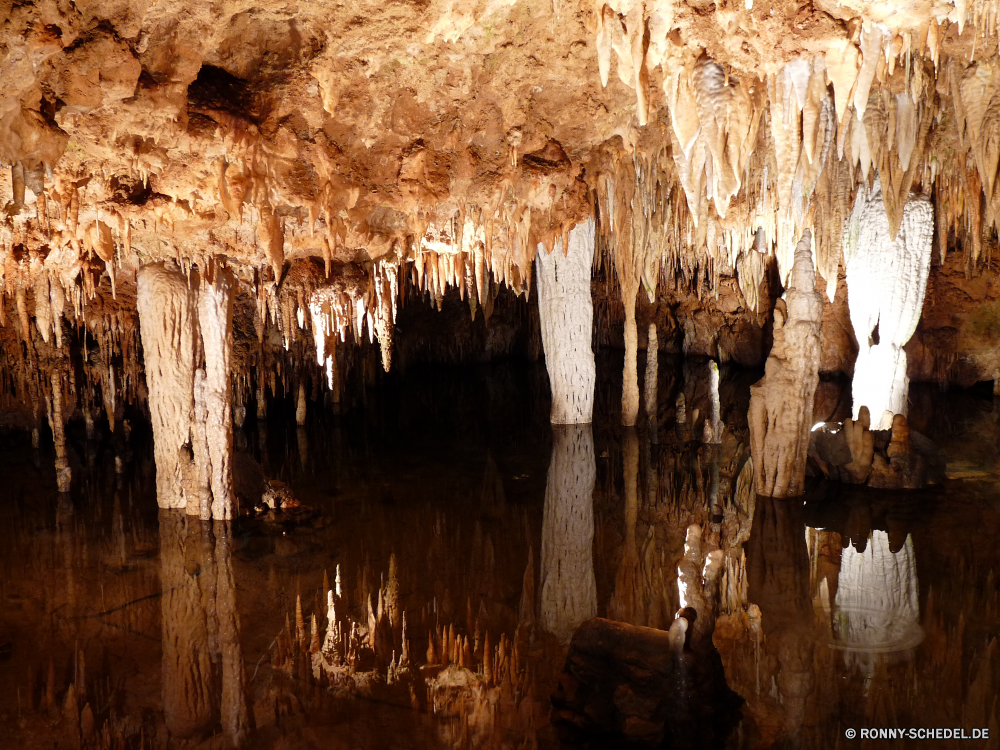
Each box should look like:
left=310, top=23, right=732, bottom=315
left=138, top=262, right=236, bottom=519
left=844, top=180, right=934, bottom=429
left=748, top=231, right=824, bottom=498
left=535, top=217, right=596, bottom=424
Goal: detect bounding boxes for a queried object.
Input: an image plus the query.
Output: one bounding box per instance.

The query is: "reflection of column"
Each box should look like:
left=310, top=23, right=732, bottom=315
left=160, top=510, right=215, bottom=739
left=215, top=522, right=252, bottom=746
left=540, top=424, right=597, bottom=644
left=535, top=219, right=596, bottom=424
left=160, top=511, right=251, bottom=746
left=746, top=497, right=814, bottom=741
left=833, top=530, right=922, bottom=660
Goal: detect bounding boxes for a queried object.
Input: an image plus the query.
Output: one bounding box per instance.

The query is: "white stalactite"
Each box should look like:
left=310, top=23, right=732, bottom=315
left=540, top=424, right=597, bottom=645
left=844, top=180, right=934, bottom=429
left=535, top=217, right=596, bottom=424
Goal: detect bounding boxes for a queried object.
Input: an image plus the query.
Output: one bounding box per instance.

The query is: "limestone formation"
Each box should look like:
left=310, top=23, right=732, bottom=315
left=748, top=232, right=824, bottom=498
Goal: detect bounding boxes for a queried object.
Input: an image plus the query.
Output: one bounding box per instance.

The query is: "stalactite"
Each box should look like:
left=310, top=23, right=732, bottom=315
left=644, top=322, right=657, bottom=433
left=48, top=370, right=71, bottom=493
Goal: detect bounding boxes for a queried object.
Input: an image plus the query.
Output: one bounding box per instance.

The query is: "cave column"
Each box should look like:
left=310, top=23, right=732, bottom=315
left=138, top=263, right=199, bottom=511
left=138, top=262, right=236, bottom=518
left=844, top=181, right=933, bottom=429
left=535, top=217, right=596, bottom=424
left=748, top=231, right=824, bottom=498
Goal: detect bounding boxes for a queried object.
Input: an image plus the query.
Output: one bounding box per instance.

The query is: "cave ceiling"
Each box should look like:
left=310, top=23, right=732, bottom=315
left=2, top=0, right=1000, bottom=385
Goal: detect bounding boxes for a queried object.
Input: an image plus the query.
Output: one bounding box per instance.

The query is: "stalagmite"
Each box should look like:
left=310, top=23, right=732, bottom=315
left=539, top=424, right=597, bottom=645
left=844, top=180, right=934, bottom=429
left=535, top=218, right=596, bottom=424
left=748, top=232, right=823, bottom=498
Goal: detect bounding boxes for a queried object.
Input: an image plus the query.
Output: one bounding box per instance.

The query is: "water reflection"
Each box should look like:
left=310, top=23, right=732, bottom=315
left=539, top=424, right=597, bottom=645
left=159, top=511, right=252, bottom=746
left=2, top=365, right=1000, bottom=749
left=830, top=530, right=923, bottom=662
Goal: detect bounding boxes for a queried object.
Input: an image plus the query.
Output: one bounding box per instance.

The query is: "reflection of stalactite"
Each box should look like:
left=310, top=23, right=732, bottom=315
left=539, top=424, right=597, bottom=644
left=834, top=530, right=923, bottom=672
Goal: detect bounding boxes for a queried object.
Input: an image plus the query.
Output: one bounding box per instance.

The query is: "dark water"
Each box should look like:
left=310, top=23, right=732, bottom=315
left=0, top=359, right=998, bottom=749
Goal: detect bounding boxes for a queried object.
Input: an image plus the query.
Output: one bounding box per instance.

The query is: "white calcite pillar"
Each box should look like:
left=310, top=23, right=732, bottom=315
left=535, top=218, right=596, bottom=424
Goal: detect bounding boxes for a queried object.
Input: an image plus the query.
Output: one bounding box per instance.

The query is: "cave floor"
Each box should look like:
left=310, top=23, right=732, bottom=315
left=0, top=361, right=998, bottom=749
